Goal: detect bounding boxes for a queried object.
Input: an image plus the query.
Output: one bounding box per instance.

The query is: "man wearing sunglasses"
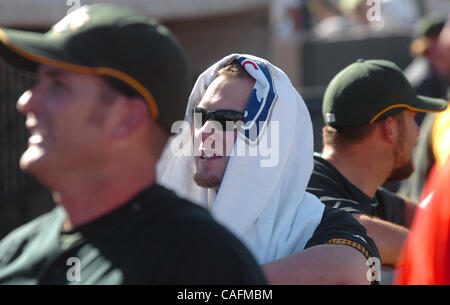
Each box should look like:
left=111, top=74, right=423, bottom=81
left=191, top=70, right=253, bottom=190
left=0, top=4, right=266, bottom=284
left=158, top=54, right=381, bottom=284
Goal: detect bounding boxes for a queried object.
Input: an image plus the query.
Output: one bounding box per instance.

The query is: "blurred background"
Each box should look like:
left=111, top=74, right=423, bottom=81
left=1, top=0, right=449, bottom=239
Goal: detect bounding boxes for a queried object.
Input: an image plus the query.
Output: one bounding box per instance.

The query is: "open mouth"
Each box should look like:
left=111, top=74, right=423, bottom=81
left=30, top=128, right=48, bottom=136
left=26, top=116, right=49, bottom=138
left=27, top=126, right=49, bottom=145
left=28, top=134, right=45, bottom=145
left=200, top=151, right=222, bottom=160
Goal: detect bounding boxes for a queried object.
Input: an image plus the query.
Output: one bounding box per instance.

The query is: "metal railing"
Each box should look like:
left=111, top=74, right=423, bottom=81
left=0, top=58, right=37, bottom=197
left=0, top=59, right=54, bottom=238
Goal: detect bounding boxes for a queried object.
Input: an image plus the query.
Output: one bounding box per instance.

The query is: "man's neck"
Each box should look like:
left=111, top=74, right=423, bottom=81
left=53, top=159, right=157, bottom=231
left=321, top=145, right=390, bottom=198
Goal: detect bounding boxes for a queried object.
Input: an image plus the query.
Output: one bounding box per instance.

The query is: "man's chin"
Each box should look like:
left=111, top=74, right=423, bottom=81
left=387, top=162, right=414, bottom=181
left=19, top=146, right=47, bottom=174
left=193, top=172, right=221, bottom=190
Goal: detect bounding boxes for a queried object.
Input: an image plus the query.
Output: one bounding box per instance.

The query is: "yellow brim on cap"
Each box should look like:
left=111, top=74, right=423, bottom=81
left=0, top=28, right=159, bottom=120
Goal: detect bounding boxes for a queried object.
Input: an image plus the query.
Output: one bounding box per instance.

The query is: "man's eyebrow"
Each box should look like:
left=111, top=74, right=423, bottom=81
left=38, top=66, right=68, bottom=80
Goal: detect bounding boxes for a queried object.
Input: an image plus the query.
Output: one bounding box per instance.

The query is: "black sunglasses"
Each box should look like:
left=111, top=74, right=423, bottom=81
left=192, top=106, right=244, bottom=130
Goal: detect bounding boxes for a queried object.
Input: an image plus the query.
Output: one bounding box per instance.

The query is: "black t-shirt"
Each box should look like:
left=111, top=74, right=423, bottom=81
left=307, top=154, right=406, bottom=226
left=305, top=206, right=380, bottom=262
left=304, top=205, right=381, bottom=285
left=0, top=184, right=266, bottom=284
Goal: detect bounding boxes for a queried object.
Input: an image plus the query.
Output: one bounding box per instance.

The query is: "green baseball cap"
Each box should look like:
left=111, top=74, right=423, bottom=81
left=413, top=14, right=446, bottom=39
left=322, top=59, right=448, bottom=127
left=0, top=3, right=191, bottom=131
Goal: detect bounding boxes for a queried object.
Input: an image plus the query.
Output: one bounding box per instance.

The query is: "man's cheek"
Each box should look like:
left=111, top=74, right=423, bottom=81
left=223, top=131, right=237, bottom=157
left=193, top=129, right=203, bottom=156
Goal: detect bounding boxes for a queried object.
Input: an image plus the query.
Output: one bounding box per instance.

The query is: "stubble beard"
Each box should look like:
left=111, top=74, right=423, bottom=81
left=387, top=139, right=415, bottom=181
left=193, top=171, right=222, bottom=189
left=386, top=160, right=414, bottom=181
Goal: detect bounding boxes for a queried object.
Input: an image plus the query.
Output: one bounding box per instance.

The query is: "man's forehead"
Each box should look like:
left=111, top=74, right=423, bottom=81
left=199, top=75, right=254, bottom=111
left=36, top=64, right=110, bottom=93
left=37, top=64, right=93, bottom=80
left=37, top=64, right=65, bottom=77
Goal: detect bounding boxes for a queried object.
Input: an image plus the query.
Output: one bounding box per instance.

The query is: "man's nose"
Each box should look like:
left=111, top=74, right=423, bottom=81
left=201, top=120, right=229, bottom=145
left=16, top=88, right=41, bottom=115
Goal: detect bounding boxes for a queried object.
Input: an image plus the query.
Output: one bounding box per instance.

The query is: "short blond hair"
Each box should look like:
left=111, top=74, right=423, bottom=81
left=323, top=111, right=405, bottom=147
left=218, top=58, right=252, bottom=79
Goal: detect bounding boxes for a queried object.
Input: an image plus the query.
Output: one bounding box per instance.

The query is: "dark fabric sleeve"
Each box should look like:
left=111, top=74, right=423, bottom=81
left=304, top=207, right=381, bottom=284
left=305, top=206, right=380, bottom=261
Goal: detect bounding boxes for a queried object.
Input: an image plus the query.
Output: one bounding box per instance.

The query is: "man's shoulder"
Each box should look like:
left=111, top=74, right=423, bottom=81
left=138, top=184, right=214, bottom=224
left=309, top=154, right=343, bottom=189
left=305, top=206, right=380, bottom=260
left=311, top=206, right=367, bottom=239
left=0, top=207, right=63, bottom=267
left=136, top=184, right=248, bottom=247
left=133, top=185, right=266, bottom=284
left=312, top=153, right=335, bottom=173
left=0, top=207, right=63, bottom=244
left=308, top=154, right=367, bottom=213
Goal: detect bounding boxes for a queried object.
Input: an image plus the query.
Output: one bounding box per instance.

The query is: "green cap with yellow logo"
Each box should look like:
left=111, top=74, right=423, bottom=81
left=0, top=3, right=191, bottom=131
left=322, top=59, right=448, bottom=127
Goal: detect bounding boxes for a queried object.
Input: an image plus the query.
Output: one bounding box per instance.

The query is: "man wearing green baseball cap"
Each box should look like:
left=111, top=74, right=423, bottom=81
left=0, top=4, right=266, bottom=284
left=306, top=59, right=448, bottom=278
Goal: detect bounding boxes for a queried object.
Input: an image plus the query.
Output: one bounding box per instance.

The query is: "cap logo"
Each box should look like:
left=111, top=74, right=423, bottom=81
left=326, top=113, right=336, bottom=123
left=237, top=56, right=276, bottom=144
left=53, top=5, right=90, bottom=34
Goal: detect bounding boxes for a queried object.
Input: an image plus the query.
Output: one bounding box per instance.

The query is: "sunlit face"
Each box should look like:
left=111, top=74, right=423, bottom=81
left=193, top=75, right=254, bottom=190
left=387, top=110, right=420, bottom=181
left=17, top=65, right=115, bottom=186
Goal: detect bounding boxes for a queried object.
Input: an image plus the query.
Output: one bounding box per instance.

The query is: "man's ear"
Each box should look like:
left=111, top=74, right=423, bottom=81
left=110, top=98, right=149, bottom=139
left=380, top=116, right=397, bottom=144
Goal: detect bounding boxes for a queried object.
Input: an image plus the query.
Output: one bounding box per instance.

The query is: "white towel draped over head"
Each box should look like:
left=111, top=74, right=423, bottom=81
left=157, top=54, right=325, bottom=264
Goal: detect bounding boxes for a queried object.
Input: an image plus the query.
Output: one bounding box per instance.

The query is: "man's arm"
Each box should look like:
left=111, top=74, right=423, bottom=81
left=401, top=196, right=418, bottom=228
left=262, top=244, right=371, bottom=285
left=353, top=214, right=409, bottom=266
